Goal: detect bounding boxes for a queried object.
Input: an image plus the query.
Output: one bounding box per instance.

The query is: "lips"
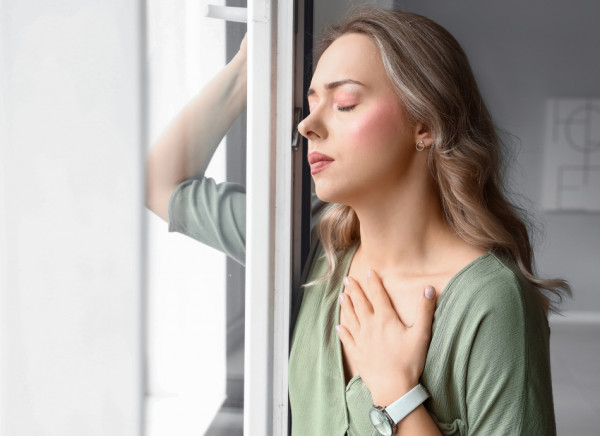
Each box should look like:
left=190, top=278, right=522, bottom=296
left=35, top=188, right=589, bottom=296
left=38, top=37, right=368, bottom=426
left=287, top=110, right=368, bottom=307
left=308, top=152, right=334, bottom=175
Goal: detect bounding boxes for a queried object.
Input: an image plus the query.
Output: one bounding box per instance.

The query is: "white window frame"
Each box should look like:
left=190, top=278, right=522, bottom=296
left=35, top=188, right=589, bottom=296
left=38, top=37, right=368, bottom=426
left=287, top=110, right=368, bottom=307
left=245, top=0, right=295, bottom=434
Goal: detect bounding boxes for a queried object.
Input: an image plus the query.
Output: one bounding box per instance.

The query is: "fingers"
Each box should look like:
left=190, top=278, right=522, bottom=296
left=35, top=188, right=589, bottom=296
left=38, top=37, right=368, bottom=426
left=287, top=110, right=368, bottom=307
left=339, top=292, right=360, bottom=333
left=335, top=324, right=355, bottom=350
left=343, top=276, right=373, bottom=320
left=413, top=286, right=438, bottom=341
left=365, top=269, right=398, bottom=319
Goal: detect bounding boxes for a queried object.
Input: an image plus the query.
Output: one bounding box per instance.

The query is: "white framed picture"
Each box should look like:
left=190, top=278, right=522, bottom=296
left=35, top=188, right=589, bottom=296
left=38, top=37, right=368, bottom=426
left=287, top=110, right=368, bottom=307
left=542, top=98, right=600, bottom=212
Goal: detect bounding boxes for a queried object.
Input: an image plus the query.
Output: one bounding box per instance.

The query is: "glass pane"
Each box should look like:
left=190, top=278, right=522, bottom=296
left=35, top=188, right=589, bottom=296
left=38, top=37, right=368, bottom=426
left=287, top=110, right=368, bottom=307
left=145, top=1, right=228, bottom=434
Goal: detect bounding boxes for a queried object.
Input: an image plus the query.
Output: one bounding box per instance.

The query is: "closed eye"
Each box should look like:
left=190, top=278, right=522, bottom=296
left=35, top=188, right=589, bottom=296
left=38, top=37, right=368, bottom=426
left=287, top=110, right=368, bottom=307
left=337, top=105, right=357, bottom=112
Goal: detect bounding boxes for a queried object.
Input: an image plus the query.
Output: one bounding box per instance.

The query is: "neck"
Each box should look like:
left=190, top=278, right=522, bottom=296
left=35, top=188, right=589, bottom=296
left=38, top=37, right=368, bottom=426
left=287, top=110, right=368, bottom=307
left=349, top=180, right=454, bottom=276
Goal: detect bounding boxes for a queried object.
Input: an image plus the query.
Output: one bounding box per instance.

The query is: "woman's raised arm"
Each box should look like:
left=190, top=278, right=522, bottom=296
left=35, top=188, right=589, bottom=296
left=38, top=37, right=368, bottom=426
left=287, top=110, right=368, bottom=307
left=145, top=35, right=247, bottom=221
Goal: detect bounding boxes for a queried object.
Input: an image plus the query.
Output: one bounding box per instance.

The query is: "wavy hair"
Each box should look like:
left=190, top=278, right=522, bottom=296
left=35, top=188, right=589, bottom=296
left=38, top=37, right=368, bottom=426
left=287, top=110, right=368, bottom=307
left=312, top=8, right=570, bottom=312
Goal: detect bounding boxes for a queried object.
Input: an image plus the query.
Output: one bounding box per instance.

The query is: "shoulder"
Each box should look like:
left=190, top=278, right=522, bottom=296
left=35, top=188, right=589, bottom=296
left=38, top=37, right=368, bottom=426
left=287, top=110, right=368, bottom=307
left=442, top=251, right=539, bottom=322
left=433, top=251, right=550, bottom=354
left=427, top=253, right=555, bottom=434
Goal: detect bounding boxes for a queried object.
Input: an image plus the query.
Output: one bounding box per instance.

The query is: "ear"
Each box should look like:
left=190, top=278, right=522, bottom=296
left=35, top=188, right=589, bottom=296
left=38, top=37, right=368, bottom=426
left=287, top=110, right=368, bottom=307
left=414, top=122, right=433, bottom=148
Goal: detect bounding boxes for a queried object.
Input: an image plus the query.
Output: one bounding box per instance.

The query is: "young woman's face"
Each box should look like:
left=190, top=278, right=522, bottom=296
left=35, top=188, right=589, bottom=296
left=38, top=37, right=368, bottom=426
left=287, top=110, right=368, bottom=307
left=299, top=33, right=422, bottom=206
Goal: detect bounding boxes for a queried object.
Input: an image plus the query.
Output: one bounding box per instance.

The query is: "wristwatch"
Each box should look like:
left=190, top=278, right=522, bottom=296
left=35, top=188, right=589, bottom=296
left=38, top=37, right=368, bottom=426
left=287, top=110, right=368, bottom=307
left=369, top=384, right=430, bottom=436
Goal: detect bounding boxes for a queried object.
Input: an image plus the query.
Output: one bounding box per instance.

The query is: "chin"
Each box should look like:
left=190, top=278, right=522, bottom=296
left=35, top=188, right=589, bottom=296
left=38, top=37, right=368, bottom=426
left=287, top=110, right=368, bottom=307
left=314, top=190, right=333, bottom=203
left=314, top=184, right=351, bottom=206
left=314, top=185, right=335, bottom=203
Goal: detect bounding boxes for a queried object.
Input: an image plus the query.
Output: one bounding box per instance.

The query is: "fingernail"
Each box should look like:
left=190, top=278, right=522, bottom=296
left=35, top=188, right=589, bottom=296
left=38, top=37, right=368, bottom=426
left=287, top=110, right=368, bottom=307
left=425, top=286, right=435, bottom=300
left=335, top=325, right=341, bottom=333
left=367, top=269, right=372, bottom=278
left=343, top=277, right=350, bottom=286
left=339, top=293, right=345, bottom=303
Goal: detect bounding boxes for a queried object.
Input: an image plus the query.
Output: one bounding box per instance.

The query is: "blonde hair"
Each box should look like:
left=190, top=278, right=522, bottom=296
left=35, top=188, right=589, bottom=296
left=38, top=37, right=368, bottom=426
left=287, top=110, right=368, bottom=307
left=313, top=8, right=570, bottom=311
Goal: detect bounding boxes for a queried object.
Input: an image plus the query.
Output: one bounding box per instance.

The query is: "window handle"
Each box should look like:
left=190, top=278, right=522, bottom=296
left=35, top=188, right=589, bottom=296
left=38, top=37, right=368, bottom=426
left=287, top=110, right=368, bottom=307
left=204, top=5, right=247, bottom=23
left=292, top=107, right=303, bottom=150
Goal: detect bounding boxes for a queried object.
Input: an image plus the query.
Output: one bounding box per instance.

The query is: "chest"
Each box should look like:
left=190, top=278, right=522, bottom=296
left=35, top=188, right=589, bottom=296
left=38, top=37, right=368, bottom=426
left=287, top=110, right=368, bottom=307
left=338, top=286, right=422, bottom=383
left=339, top=265, right=450, bottom=382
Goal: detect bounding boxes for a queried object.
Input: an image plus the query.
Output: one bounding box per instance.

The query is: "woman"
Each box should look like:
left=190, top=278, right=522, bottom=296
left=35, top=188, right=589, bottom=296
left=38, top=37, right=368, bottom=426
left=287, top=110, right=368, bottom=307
left=146, top=8, right=569, bottom=435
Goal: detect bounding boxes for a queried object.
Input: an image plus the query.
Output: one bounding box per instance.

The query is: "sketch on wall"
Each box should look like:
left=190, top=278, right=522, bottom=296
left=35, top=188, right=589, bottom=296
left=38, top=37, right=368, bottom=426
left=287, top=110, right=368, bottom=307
left=542, top=98, right=600, bottom=212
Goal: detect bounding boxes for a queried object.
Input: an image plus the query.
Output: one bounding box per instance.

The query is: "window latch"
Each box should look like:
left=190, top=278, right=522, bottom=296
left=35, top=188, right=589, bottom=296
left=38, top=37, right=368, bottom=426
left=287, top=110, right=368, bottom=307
left=292, top=107, right=304, bottom=150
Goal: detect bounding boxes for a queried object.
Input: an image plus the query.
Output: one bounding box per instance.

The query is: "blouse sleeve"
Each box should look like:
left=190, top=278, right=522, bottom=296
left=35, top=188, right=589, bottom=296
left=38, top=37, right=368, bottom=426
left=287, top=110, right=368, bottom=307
left=168, top=177, right=246, bottom=266
left=464, top=269, right=556, bottom=435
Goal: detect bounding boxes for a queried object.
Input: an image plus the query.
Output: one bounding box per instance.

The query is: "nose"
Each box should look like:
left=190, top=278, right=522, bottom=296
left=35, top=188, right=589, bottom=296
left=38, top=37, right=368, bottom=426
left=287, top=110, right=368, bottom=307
left=298, top=111, right=327, bottom=141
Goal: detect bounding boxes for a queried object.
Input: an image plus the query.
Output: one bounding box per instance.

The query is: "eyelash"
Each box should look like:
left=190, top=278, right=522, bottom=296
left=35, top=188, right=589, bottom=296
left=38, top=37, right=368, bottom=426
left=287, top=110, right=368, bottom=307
left=337, top=105, right=357, bottom=112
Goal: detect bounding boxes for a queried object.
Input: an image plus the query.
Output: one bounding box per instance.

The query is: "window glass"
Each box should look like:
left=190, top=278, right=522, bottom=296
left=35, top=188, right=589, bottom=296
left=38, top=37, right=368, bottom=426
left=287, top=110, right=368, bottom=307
left=145, top=1, right=227, bottom=434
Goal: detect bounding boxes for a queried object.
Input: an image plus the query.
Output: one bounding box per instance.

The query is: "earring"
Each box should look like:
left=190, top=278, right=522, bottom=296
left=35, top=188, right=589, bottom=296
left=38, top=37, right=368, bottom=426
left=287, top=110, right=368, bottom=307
left=415, top=140, right=425, bottom=151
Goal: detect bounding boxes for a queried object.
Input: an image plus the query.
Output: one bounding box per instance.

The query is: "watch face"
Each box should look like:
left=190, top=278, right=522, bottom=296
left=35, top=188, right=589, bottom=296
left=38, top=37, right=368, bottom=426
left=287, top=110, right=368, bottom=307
left=369, top=407, right=393, bottom=436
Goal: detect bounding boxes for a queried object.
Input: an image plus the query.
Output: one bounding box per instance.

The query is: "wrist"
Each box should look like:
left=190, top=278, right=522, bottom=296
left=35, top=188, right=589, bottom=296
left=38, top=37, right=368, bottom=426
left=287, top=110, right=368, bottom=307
left=372, top=380, right=419, bottom=407
left=227, top=53, right=247, bottom=108
left=231, top=49, right=247, bottom=73
left=369, top=384, right=430, bottom=436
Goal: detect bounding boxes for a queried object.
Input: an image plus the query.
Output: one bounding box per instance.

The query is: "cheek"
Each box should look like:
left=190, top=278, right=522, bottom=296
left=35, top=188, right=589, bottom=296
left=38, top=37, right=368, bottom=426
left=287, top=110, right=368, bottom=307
left=345, top=101, right=408, bottom=148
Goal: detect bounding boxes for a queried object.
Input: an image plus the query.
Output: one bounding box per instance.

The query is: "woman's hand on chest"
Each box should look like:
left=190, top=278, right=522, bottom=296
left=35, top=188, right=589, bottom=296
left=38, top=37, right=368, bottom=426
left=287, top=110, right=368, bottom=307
left=336, top=270, right=438, bottom=406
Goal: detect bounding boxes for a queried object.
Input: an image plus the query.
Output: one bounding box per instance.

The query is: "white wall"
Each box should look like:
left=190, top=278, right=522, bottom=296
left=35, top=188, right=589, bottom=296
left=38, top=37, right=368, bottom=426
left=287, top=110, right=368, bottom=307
left=315, top=0, right=600, bottom=315
left=0, top=1, right=143, bottom=435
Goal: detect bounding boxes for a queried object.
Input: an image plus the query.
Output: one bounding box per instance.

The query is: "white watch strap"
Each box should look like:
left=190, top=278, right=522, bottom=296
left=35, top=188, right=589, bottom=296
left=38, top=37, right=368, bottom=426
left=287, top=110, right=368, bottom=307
left=385, top=384, right=430, bottom=425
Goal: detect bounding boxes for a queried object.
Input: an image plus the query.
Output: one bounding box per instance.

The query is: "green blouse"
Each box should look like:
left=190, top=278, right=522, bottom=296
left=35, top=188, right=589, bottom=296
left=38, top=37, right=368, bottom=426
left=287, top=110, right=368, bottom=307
left=169, top=177, right=557, bottom=436
left=289, top=243, right=556, bottom=435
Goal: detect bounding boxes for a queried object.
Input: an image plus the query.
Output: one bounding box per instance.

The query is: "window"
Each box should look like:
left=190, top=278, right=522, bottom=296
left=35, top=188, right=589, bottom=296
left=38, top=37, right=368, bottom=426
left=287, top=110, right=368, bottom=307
left=145, top=1, right=228, bottom=434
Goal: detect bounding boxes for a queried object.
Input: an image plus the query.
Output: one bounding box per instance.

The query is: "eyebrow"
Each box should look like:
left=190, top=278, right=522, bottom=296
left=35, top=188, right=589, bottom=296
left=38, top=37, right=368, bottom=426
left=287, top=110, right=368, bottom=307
left=306, top=79, right=365, bottom=97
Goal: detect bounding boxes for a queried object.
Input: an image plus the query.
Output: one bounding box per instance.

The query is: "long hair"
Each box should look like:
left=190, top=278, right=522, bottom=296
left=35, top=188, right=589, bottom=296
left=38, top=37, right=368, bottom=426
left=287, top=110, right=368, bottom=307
left=313, top=8, right=570, bottom=311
